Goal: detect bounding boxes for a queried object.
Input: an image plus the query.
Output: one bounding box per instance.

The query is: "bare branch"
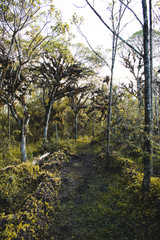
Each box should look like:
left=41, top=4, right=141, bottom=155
left=74, top=3, right=87, bottom=8
left=76, top=26, right=110, bottom=68
left=119, top=0, right=143, bottom=26
left=85, top=0, right=143, bottom=57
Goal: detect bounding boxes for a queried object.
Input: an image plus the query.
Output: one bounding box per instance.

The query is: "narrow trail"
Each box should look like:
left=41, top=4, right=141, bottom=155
left=60, top=153, right=97, bottom=203
left=54, top=142, right=99, bottom=239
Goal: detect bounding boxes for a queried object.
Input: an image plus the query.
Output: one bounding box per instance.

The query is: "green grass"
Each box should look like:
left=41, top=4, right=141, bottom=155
left=0, top=137, right=159, bottom=240
left=53, top=148, right=160, bottom=240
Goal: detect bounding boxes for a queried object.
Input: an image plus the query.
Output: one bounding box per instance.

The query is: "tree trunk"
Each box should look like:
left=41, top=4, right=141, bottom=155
left=43, top=96, right=54, bottom=143
left=155, top=90, right=159, bottom=136
left=21, top=120, right=27, bottom=162
left=149, top=0, right=153, bottom=176
left=106, top=56, right=114, bottom=165
left=106, top=2, right=123, bottom=165
left=10, top=103, right=30, bottom=162
left=149, top=0, right=153, bottom=124
left=8, top=105, right=10, bottom=142
left=155, top=79, right=159, bottom=136
left=75, top=113, right=78, bottom=141
left=137, top=57, right=143, bottom=109
left=93, top=105, right=96, bottom=137
left=142, top=0, right=152, bottom=198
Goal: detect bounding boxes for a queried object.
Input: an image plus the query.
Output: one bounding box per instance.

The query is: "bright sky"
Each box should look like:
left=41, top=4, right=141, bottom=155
left=53, top=0, right=143, bottom=47
left=53, top=0, right=144, bottom=84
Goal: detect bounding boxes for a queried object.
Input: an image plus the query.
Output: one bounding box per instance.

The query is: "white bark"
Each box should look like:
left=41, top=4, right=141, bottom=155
left=43, top=93, right=55, bottom=142
left=21, top=122, right=27, bottom=162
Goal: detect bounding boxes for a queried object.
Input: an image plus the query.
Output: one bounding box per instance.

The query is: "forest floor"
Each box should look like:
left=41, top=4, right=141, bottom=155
left=0, top=140, right=159, bottom=239
left=53, top=140, right=160, bottom=240
left=54, top=141, right=100, bottom=239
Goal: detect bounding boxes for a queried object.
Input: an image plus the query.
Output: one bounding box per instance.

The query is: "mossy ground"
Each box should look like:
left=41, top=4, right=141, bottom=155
left=52, top=140, right=160, bottom=240
left=0, top=138, right=159, bottom=240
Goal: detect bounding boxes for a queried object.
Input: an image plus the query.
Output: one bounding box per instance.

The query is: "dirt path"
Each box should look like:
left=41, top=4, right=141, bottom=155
left=60, top=153, right=97, bottom=202
left=54, top=148, right=98, bottom=239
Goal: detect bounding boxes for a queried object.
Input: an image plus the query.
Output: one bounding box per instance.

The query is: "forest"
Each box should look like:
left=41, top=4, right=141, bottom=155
left=0, top=0, right=160, bottom=239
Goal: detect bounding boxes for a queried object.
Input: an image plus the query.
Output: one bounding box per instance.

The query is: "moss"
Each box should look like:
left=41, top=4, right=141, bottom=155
left=53, top=152, right=159, bottom=240
left=0, top=143, right=159, bottom=240
left=0, top=150, right=68, bottom=239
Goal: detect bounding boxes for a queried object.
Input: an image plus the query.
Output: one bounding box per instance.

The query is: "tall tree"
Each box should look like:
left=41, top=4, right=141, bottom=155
left=85, top=0, right=153, bottom=196
left=119, top=30, right=160, bottom=109
left=0, top=0, right=67, bottom=161
left=141, top=0, right=152, bottom=197
left=106, top=0, right=127, bottom=165
left=70, top=88, right=91, bottom=141
left=33, top=40, right=94, bottom=142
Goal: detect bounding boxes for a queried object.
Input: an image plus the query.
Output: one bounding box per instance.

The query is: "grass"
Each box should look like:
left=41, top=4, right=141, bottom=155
left=54, top=156, right=160, bottom=240
left=0, top=137, right=159, bottom=240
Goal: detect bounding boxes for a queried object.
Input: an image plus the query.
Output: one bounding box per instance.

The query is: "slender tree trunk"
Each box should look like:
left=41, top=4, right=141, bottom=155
left=142, top=0, right=152, bottom=197
left=43, top=96, right=54, bottom=143
left=149, top=0, right=153, bottom=123
left=137, top=58, right=143, bottom=109
left=75, top=113, right=78, bottom=141
left=8, top=105, right=10, bottom=142
left=155, top=89, right=159, bottom=136
left=21, top=106, right=30, bottom=162
left=149, top=0, right=153, bottom=176
left=44, top=105, right=52, bottom=143
left=93, top=105, right=96, bottom=137
left=21, top=119, right=27, bottom=162
left=106, top=48, right=114, bottom=165
left=137, top=77, right=142, bottom=108
left=10, top=103, right=30, bottom=162
left=106, top=2, right=123, bottom=165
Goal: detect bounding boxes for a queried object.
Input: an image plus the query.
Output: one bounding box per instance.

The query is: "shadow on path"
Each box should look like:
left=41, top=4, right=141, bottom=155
left=54, top=141, right=99, bottom=239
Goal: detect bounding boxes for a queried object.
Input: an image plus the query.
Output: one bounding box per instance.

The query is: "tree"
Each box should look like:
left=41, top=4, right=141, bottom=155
left=70, top=86, right=91, bottom=141
left=105, top=0, right=127, bottom=166
left=0, top=0, right=67, bottom=161
left=88, top=82, right=109, bottom=137
left=33, top=40, right=94, bottom=143
left=85, top=0, right=153, bottom=196
left=141, top=0, right=152, bottom=197
left=119, top=30, right=160, bottom=109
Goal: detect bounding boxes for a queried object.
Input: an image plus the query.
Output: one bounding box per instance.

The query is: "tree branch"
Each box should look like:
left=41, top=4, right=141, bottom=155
left=77, top=26, right=110, bottom=68
left=119, top=0, right=143, bottom=26
left=85, top=0, right=143, bottom=57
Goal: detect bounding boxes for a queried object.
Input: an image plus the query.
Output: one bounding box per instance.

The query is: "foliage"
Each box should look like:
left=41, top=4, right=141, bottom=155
left=0, top=135, right=159, bottom=239
left=52, top=144, right=160, bottom=240
left=0, top=0, right=160, bottom=236
left=0, top=150, right=68, bottom=239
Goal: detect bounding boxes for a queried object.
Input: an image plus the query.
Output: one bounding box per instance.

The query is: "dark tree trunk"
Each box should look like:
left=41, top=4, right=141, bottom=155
left=142, top=0, right=152, bottom=198
left=149, top=0, right=153, bottom=176
left=8, top=105, right=10, bottom=142
left=93, top=105, right=96, bottom=137
left=75, top=113, right=78, bottom=141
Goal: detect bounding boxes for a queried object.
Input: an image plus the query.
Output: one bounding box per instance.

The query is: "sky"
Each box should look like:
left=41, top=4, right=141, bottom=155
left=53, top=0, right=143, bottom=84
left=53, top=0, right=143, bottom=46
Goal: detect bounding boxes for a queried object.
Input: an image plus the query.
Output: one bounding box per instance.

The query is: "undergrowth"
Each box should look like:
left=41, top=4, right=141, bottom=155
left=54, top=149, right=160, bottom=240
left=0, top=139, right=159, bottom=239
left=0, top=150, right=67, bottom=240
